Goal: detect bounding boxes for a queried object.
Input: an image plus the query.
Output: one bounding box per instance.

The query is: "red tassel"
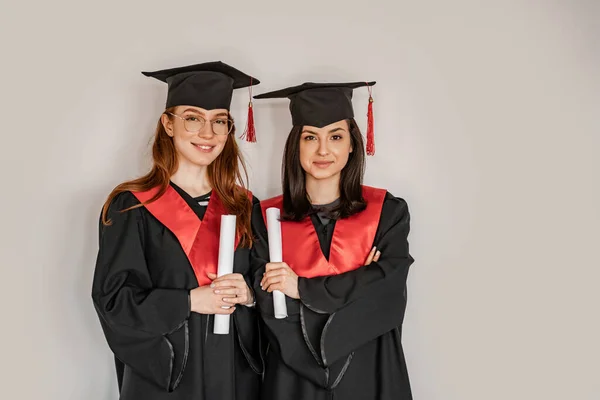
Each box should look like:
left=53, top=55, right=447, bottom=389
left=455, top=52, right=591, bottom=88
left=242, top=101, right=256, bottom=142
left=366, top=89, right=375, bottom=156
left=241, top=78, right=257, bottom=143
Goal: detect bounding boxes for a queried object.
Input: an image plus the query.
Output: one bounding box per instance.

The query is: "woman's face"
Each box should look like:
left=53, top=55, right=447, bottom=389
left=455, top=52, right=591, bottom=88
left=298, top=119, right=353, bottom=182
left=161, top=105, right=231, bottom=168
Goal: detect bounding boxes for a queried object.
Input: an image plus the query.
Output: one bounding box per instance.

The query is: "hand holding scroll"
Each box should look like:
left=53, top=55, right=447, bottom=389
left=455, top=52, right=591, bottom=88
left=261, top=262, right=299, bottom=299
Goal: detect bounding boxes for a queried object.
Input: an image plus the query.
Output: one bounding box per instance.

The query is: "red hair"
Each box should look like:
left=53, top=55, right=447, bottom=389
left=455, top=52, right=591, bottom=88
left=101, top=109, right=253, bottom=247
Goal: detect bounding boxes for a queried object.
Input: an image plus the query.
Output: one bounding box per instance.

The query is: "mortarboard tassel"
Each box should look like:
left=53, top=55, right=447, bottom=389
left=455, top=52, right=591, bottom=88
left=366, top=84, right=375, bottom=156
left=241, top=79, right=257, bottom=142
left=242, top=101, right=257, bottom=142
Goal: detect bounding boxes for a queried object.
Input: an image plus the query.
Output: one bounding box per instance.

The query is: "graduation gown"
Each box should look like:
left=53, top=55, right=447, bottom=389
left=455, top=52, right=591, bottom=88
left=251, top=186, right=414, bottom=400
left=92, top=183, right=263, bottom=400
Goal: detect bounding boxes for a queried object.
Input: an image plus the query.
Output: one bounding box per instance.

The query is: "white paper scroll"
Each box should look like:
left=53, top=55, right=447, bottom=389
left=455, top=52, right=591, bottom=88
left=213, top=215, right=237, bottom=335
left=266, top=207, right=288, bottom=319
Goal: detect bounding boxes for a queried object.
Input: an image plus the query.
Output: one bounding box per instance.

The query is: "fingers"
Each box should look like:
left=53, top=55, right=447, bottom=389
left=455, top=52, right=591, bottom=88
left=211, top=281, right=250, bottom=305
left=260, top=268, right=288, bottom=286
left=222, top=294, right=249, bottom=304
left=213, top=273, right=244, bottom=281
left=216, top=294, right=243, bottom=308
left=262, top=276, right=284, bottom=291
left=265, top=262, right=289, bottom=272
left=365, top=246, right=377, bottom=265
left=214, top=288, right=244, bottom=296
left=265, top=282, right=284, bottom=293
left=210, top=273, right=244, bottom=285
left=264, top=269, right=289, bottom=278
left=211, top=279, right=245, bottom=289
left=373, top=250, right=381, bottom=262
left=206, top=272, right=218, bottom=280
left=190, top=286, right=242, bottom=315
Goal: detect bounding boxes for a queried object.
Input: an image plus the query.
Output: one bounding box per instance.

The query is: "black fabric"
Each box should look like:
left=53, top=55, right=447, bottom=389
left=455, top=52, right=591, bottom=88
left=309, top=198, right=340, bottom=260
left=309, top=214, right=336, bottom=261
left=312, top=198, right=340, bottom=226
left=92, top=191, right=263, bottom=400
left=142, top=61, right=259, bottom=110
left=169, top=181, right=211, bottom=220
left=251, top=192, right=414, bottom=400
left=254, top=81, right=375, bottom=128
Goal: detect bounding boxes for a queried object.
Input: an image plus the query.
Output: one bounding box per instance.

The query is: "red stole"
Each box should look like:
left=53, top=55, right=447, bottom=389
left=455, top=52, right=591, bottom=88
left=132, top=186, right=249, bottom=286
left=260, top=186, right=386, bottom=278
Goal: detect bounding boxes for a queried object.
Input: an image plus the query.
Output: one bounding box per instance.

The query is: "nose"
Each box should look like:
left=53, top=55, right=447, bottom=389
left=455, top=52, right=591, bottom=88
left=197, top=122, right=215, bottom=139
left=317, top=139, right=329, bottom=156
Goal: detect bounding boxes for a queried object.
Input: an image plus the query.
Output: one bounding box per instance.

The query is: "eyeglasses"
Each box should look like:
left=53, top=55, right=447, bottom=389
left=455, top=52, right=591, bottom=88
left=166, top=112, right=234, bottom=135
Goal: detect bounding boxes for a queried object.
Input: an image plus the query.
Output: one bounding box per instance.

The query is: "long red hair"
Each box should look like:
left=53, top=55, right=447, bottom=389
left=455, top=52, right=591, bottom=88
left=101, top=108, right=253, bottom=247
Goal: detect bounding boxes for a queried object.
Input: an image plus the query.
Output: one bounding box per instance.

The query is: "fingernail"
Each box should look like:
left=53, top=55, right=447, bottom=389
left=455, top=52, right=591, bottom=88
left=214, top=290, right=220, bottom=294
left=210, top=283, right=215, bottom=288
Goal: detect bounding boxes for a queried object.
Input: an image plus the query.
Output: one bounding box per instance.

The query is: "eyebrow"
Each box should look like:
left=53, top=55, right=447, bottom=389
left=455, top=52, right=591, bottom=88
left=181, top=108, right=205, bottom=115
left=181, top=109, right=229, bottom=118
left=301, top=127, right=347, bottom=135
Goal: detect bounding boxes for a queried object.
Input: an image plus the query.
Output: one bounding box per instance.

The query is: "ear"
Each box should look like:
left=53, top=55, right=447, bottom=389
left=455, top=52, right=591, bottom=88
left=161, top=113, right=174, bottom=137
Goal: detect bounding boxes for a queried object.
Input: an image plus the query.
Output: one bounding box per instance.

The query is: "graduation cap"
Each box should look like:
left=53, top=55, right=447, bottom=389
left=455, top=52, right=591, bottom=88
left=142, top=61, right=260, bottom=142
left=254, top=81, right=377, bottom=155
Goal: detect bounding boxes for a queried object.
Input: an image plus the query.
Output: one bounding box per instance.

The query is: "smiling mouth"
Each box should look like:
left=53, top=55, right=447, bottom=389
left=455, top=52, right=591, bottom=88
left=313, top=161, right=334, bottom=168
left=192, top=143, right=215, bottom=152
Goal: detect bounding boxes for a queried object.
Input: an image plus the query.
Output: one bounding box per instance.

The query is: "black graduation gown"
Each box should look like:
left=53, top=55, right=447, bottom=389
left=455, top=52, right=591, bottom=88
left=251, top=193, right=414, bottom=400
left=92, top=185, right=263, bottom=400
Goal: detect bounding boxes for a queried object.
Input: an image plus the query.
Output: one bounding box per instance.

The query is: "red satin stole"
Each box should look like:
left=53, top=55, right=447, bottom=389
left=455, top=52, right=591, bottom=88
left=132, top=186, right=249, bottom=286
left=261, top=186, right=386, bottom=278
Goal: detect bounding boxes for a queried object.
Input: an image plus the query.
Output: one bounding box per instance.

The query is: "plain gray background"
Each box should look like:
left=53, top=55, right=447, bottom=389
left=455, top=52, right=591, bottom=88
left=1, top=0, right=598, bottom=399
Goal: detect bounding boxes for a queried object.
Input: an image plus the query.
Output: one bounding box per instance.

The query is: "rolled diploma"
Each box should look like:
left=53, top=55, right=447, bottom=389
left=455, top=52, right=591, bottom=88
left=213, top=215, right=237, bottom=334
left=266, top=207, right=288, bottom=319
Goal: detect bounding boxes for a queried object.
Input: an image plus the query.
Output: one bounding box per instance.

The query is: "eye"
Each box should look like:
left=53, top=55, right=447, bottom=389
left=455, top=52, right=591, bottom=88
left=214, top=119, right=228, bottom=125
left=185, top=116, right=201, bottom=122
left=303, top=135, right=317, bottom=141
left=331, top=134, right=343, bottom=140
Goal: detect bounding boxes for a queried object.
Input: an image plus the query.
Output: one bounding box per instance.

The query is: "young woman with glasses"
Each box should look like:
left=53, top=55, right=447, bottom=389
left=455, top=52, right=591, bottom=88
left=92, top=61, right=263, bottom=400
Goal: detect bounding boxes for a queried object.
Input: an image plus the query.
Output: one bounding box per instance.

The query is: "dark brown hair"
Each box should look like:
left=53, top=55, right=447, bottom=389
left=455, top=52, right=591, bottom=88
left=101, top=108, right=253, bottom=247
left=281, top=118, right=366, bottom=221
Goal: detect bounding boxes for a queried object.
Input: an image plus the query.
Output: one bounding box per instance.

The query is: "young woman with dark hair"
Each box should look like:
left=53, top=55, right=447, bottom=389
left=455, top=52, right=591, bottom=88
left=251, top=82, right=415, bottom=400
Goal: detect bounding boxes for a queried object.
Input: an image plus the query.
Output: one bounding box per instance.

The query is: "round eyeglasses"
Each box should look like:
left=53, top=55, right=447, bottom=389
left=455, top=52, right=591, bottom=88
left=167, top=112, right=234, bottom=135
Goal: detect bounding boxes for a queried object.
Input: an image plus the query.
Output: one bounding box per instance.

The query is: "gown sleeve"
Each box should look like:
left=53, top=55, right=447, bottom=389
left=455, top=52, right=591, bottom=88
left=299, top=195, right=415, bottom=367
left=91, top=191, right=191, bottom=392
left=250, top=202, right=330, bottom=388
left=231, top=195, right=265, bottom=375
left=298, top=194, right=413, bottom=313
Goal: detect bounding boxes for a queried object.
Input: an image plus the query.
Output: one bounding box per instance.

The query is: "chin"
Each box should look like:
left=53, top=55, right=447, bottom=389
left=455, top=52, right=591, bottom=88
left=308, top=169, right=340, bottom=181
left=192, top=156, right=217, bottom=167
left=181, top=153, right=217, bottom=167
